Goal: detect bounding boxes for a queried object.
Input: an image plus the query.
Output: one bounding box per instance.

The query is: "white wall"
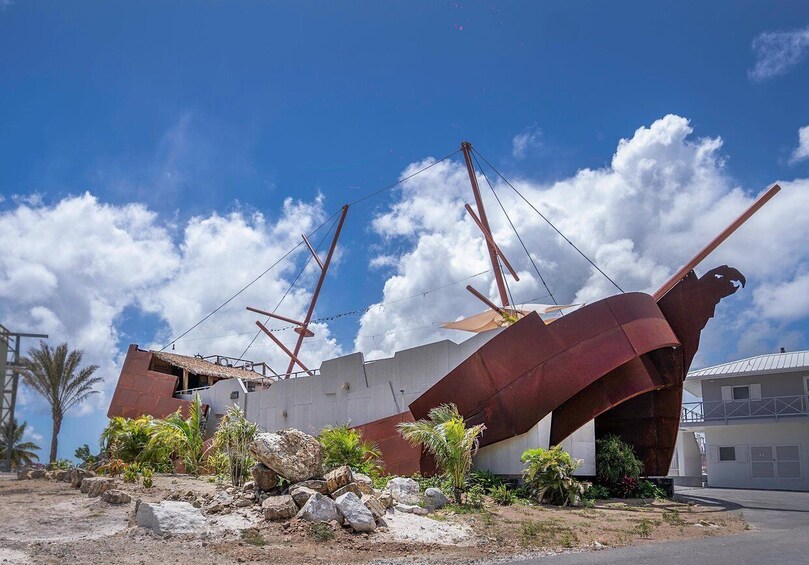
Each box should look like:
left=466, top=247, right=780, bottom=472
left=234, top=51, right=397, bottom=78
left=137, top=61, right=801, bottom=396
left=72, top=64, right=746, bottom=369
left=670, top=431, right=703, bottom=486
left=705, top=421, right=809, bottom=491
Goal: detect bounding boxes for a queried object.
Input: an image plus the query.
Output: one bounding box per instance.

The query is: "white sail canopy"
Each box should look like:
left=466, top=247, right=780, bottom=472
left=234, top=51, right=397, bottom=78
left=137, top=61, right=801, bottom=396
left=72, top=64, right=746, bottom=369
left=441, top=303, right=580, bottom=333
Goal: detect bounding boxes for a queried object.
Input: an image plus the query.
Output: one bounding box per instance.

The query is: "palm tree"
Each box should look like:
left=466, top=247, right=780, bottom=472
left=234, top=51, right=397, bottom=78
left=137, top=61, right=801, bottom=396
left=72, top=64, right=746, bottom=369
left=0, top=419, right=41, bottom=467
left=149, top=394, right=206, bottom=475
left=19, top=342, right=101, bottom=463
left=318, top=423, right=382, bottom=477
left=397, top=403, right=486, bottom=504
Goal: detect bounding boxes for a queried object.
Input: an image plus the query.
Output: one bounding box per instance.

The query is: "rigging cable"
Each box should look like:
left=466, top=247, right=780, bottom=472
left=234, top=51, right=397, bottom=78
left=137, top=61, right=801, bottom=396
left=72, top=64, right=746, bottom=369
left=158, top=207, right=343, bottom=352
left=471, top=151, right=558, bottom=306
left=472, top=147, right=624, bottom=294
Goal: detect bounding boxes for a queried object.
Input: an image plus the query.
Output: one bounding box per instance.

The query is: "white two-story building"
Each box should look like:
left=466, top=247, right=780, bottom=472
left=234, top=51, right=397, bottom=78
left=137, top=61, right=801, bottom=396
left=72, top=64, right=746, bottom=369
left=675, top=349, right=809, bottom=491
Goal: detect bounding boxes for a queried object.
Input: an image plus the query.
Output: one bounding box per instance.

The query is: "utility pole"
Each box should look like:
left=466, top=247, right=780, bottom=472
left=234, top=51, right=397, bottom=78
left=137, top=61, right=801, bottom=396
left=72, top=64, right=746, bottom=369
left=1, top=325, right=48, bottom=472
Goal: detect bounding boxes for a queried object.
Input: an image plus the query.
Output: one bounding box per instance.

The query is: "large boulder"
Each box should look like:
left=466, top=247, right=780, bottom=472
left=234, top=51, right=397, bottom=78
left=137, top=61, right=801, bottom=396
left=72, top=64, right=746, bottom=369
left=81, top=477, right=116, bottom=498
left=335, top=492, right=376, bottom=532
left=102, top=489, right=132, bottom=505
left=289, top=486, right=318, bottom=508
left=261, top=495, right=298, bottom=521
left=250, top=463, right=279, bottom=491
left=387, top=477, right=420, bottom=505
left=324, top=465, right=353, bottom=494
left=249, top=430, right=324, bottom=483
left=296, top=492, right=343, bottom=525
left=424, top=487, right=449, bottom=510
left=136, top=501, right=206, bottom=535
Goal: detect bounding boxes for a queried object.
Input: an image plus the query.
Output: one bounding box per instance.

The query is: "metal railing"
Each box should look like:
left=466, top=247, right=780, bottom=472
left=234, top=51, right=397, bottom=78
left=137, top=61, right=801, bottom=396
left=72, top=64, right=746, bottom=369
left=681, top=395, right=809, bottom=424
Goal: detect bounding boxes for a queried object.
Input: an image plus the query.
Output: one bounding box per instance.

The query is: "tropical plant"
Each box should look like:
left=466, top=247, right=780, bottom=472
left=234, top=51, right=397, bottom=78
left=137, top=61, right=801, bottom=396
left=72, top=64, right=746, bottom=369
left=0, top=419, right=41, bottom=467
left=212, top=404, right=259, bottom=486
left=521, top=445, right=589, bottom=507
left=49, top=458, right=72, bottom=470
left=18, top=342, right=101, bottom=463
left=595, top=434, right=643, bottom=491
left=141, top=466, right=154, bottom=488
left=100, top=416, right=174, bottom=470
left=148, top=394, right=206, bottom=475
left=468, top=468, right=505, bottom=491
left=122, top=463, right=141, bottom=483
left=636, top=479, right=666, bottom=499
left=97, top=445, right=125, bottom=477
left=318, top=423, right=382, bottom=477
left=74, top=444, right=97, bottom=466
left=397, top=403, right=486, bottom=504
left=489, top=483, right=516, bottom=506
left=584, top=483, right=611, bottom=500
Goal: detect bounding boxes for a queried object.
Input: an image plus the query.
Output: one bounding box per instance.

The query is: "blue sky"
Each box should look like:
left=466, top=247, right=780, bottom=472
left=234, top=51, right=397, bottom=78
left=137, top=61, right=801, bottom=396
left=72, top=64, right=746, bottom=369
left=1, top=2, right=808, bottom=462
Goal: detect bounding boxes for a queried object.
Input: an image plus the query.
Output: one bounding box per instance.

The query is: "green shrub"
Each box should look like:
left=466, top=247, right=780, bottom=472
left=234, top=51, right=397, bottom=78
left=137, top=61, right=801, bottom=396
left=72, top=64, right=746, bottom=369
left=465, top=484, right=485, bottom=509
left=636, top=479, right=666, bottom=499
left=309, top=522, right=335, bottom=542
left=489, top=484, right=516, bottom=506
left=318, top=424, right=382, bottom=478
left=468, top=468, right=504, bottom=491
left=635, top=517, right=653, bottom=538
left=595, top=435, right=643, bottom=489
left=74, top=444, right=97, bottom=466
left=584, top=483, right=611, bottom=500
left=122, top=463, right=141, bottom=483
left=49, top=458, right=73, bottom=471
left=141, top=467, right=154, bottom=488
left=521, top=445, right=589, bottom=507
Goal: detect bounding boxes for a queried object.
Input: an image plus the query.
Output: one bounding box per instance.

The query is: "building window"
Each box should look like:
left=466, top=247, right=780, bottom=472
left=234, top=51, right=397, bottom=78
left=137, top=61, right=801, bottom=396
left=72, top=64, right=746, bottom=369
left=719, top=446, right=736, bottom=461
left=732, top=386, right=750, bottom=400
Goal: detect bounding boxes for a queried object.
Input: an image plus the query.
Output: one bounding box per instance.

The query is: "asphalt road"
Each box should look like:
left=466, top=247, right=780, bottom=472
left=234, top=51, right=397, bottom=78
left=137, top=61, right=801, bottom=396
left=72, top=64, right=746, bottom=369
left=507, top=487, right=809, bottom=565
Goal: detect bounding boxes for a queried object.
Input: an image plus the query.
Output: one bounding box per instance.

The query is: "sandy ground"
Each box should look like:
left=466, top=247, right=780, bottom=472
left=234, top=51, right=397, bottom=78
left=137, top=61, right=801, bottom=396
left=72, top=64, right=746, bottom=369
left=0, top=473, right=747, bottom=564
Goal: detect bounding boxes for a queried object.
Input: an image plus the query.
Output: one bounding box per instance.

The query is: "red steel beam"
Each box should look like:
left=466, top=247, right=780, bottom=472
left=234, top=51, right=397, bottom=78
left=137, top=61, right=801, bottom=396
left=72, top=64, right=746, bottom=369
left=255, top=321, right=312, bottom=375
left=466, top=285, right=507, bottom=316
left=284, top=204, right=350, bottom=376
left=464, top=204, right=520, bottom=282
left=246, top=306, right=305, bottom=327
left=653, top=183, right=780, bottom=301
left=462, top=141, right=510, bottom=307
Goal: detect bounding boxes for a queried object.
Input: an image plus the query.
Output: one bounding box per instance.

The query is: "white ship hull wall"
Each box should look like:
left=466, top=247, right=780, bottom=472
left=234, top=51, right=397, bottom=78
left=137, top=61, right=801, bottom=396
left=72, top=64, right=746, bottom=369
left=196, top=328, right=597, bottom=476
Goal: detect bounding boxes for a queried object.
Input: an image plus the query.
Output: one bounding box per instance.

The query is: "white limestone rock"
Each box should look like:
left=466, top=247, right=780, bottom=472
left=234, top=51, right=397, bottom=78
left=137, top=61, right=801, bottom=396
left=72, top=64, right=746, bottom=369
left=335, top=492, right=376, bottom=532
left=289, top=485, right=318, bottom=508
left=296, top=492, right=344, bottom=525
left=136, top=501, right=206, bottom=535
left=361, top=494, right=386, bottom=520
left=387, top=477, right=420, bottom=505
left=394, top=503, right=429, bottom=516
left=249, top=429, right=324, bottom=483
left=81, top=477, right=116, bottom=498
left=353, top=473, right=375, bottom=495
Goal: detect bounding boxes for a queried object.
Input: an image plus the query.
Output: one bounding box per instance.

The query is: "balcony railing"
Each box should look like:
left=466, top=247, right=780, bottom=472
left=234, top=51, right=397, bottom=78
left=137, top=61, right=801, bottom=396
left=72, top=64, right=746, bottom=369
left=681, top=395, right=809, bottom=424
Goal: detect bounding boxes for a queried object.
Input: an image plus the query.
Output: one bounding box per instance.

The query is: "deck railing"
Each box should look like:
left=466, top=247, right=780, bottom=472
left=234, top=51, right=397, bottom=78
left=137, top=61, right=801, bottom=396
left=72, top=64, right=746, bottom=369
left=681, top=395, right=809, bottom=424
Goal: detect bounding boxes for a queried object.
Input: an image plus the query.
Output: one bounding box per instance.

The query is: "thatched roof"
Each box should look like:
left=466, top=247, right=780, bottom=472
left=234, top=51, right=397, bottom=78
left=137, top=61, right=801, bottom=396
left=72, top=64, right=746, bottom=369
left=152, top=351, right=263, bottom=380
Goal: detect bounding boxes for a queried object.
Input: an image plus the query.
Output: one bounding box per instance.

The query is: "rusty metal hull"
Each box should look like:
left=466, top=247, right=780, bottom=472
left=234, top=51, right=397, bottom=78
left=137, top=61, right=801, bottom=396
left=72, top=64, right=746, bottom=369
left=405, top=266, right=743, bottom=476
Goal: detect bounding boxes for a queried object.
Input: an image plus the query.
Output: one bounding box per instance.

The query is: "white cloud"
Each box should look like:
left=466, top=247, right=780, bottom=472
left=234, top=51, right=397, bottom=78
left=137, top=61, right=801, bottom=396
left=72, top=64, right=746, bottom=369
left=0, top=192, right=343, bottom=418
left=749, top=25, right=809, bottom=81
left=512, top=127, right=542, bottom=159
left=791, top=125, right=809, bottom=163
left=356, top=114, right=809, bottom=366
left=22, top=424, right=44, bottom=445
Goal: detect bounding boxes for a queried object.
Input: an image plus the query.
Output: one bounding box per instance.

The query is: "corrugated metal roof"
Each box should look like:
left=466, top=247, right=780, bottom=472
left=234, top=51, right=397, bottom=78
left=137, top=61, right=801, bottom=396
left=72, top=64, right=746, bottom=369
left=687, top=350, right=809, bottom=379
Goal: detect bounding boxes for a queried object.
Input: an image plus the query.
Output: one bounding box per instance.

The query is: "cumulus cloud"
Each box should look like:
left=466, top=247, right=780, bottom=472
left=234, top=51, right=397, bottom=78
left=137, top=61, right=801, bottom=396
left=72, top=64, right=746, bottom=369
left=512, top=127, right=542, bottom=159
left=355, top=115, right=809, bottom=366
left=0, top=192, right=343, bottom=418
left=791, top=125, right=809, bottom=164
left=749, top=25, right=809, bottom=81
left=22, top=424, right=44, bottom=445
